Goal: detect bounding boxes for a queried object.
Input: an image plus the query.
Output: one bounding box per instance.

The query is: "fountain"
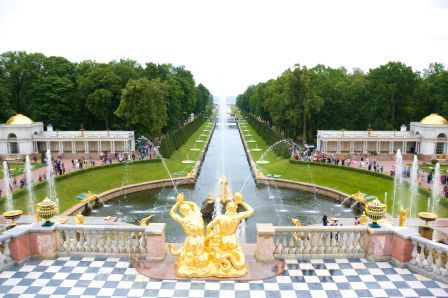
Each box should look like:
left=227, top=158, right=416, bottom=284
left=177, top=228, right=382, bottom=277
left=392, top=149, right=404, bottom=217
left=409, top=155, right=419, bottom=218
left=25, top=155, right=34, bottom=217
left=182, top=154, right=195, bottom=164
left=190, top=143, right=201, bottom=152
left=2, top=161, right=23, bottom=225
left=431, top=163, right=442, bottom=214
left=251, top=144, right=262, bottom=152
left=45, top=150, right=58, bottom=213
left=155, top=148, right=179, bottom=194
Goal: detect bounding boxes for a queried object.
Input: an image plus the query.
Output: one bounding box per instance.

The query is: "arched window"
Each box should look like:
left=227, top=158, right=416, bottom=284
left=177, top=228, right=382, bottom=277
left=436, top=133, right=447, bottom=154
left=8, top=133, right=18, bottom=154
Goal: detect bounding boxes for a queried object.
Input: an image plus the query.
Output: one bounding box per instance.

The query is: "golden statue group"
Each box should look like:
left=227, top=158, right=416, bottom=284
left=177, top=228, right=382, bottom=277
left=168, top=188, right=254, bottom=278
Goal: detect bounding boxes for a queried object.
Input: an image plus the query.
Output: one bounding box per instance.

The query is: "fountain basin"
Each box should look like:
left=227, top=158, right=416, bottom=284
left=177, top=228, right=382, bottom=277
left=182, top=160, right=196, bottom=164
left=2, top=210, right=23, bottom=226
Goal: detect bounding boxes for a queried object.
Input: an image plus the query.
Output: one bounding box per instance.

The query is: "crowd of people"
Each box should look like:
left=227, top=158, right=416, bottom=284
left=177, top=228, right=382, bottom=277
left=289, top=143, right=385, bottom=173
left=0, top=140, right=161, bottom=196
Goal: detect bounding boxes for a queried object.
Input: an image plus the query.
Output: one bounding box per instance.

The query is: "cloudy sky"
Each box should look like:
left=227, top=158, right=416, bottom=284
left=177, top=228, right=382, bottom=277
left=0, top=0, right=447, bottom=96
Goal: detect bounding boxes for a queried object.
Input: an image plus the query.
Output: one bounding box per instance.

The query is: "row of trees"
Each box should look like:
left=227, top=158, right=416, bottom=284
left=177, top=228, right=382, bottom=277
left=159, top=115, right=206, bottom=158
left=242, top=112, right=290, bottom=158
left=236, top=62, right=448, bottom=143
left=0, top=51, right=213, bottom=137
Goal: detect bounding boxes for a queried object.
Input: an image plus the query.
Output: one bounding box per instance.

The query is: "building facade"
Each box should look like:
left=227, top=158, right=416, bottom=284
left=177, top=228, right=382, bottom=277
left=0, top=114, right=135, bottom=157
left=316, top=113, right=448, bottom=157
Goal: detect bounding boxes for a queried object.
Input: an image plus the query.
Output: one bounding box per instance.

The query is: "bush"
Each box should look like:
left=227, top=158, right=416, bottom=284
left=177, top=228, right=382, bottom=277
left=431, top=159, right=438, bottom=165
left=242, top=112, right=290, bottom=158
left=159, top=115, right=206, bottom=158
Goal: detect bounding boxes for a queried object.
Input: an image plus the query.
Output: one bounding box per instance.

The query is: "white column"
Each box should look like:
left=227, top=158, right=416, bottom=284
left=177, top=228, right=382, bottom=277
left=123, top=140, right=127, bottom=152
left=84, top=141, right=88, bottom=153
left=350, top=141, right=354, bottom=154
left=59, top=141, right=63, bottom=153
left=363, top=141, right=367, bottom=152
left=337, top=140, right=341, bottom=153
left=98, top=141, right=101, bottom=153
left=112, top=141, right=115, bottom=153
left=389, top=141, right=393, bottom=154
left=376, top=141, right=380, bottom=154
left=46, top=141, right=50, bottom=152
left=71, top=141, right=76, bottom=153
left=402, top=141, right=407, bottom=153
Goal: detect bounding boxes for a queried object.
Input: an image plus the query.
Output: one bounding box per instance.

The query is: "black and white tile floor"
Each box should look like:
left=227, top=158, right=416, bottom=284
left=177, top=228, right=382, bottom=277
left=0, top=256, right=447, bottom=298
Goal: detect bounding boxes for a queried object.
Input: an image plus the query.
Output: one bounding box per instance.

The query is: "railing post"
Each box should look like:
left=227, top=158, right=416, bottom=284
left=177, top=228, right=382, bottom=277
left=256, top=223, right=275, bottom=263
left=5, top=225, right=31, bottom=263
left=391, top=229, right=415, bottom=266
left=145, top=223, right=166, bottom=261
left=29, top=224, right=58, bottom=259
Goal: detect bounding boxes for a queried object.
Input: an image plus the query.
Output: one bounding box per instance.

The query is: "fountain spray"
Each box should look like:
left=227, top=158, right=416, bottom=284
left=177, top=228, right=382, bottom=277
left=392, top=149, right=404, bottom=217
left=431, top=163, right=441, bottom=213
left=2, top=161, right=13, bottom=211
left=25, top=155, right=35, bottom=217
left=409, top=155, right=419, bottom=218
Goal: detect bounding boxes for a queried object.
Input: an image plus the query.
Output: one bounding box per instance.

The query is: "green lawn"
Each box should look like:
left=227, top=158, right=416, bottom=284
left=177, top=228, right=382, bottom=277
left=239, top=120, right=448, bottom=217
left=1, top=122, right=214, bottom=214
left=0, top=163, right=45, bottom=179
left=416, top=163, right=448, bottom=175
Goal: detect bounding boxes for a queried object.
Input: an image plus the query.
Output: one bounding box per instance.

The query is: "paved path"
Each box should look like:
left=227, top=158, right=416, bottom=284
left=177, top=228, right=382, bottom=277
left=0, top=256, right=447, bottom=298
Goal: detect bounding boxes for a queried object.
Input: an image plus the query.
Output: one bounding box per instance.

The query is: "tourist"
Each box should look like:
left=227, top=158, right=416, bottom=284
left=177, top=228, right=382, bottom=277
left=13, top=178, right=17, bottom=189
left=322, top=211, right=329, bottom=226
left=61, top=163, right=65, bottom=174
left=38, top=174, right=42, bottom=182
left=354, top=216, right=360, bottom=225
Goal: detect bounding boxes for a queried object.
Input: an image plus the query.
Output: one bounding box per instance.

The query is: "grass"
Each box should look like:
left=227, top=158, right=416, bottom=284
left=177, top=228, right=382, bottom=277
left=416, top=164, right=448, bottom=175
left=239, top=120, right=448, bottom=217
left=0, top=163, right=45, bottom=179
left=1, top=122, right=214, bottom=214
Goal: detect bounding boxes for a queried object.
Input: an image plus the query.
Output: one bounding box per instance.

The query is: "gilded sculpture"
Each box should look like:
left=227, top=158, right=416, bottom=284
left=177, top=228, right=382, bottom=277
left=168, top=187, right=254, bottom=278
left=399, top=206, right=409, bottom=227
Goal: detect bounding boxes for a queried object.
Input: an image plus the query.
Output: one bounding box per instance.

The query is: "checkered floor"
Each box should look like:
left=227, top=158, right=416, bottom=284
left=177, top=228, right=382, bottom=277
left=0, top=257, right=447, bottom=298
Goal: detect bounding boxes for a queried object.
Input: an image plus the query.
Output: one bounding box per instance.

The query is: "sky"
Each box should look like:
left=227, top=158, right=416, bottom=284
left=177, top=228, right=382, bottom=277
left=0, top=0, right=447, bottom=97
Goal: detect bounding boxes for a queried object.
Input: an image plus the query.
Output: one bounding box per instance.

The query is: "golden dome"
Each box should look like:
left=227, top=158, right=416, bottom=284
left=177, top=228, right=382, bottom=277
left=5, top=114, right=33, bottom=125
left=420, top=113, right=448, bottom=125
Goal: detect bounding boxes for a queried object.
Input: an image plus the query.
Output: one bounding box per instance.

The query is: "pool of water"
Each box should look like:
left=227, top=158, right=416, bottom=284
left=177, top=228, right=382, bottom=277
left=89, top=104, right=358, bottom=243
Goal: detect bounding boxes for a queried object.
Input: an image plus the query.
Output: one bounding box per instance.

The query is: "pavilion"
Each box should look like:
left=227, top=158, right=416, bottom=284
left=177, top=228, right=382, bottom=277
left=0, top=114, right=135, bottom=158
left=316, top=113, right=448, bottom=159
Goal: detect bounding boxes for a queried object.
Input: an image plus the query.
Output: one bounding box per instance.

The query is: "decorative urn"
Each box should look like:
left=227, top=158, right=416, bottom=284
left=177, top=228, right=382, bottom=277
left=365, top=198, right=386, bottom=228
left=36, top=198, right=57, bottom=227
left=417, top=212, right=438, bottom=240
left=2, top=210, right=23, bottom=226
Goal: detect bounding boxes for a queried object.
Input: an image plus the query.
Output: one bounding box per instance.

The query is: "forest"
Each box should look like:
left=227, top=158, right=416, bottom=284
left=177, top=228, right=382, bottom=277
left=236, top=62, right=448, bottom=143
left=0, top=51, right=213, bottom=138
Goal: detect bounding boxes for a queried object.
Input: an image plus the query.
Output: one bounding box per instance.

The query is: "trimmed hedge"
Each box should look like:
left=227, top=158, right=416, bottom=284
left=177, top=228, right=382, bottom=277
left=8, top=158, right=162, bottom=198
left=159, top=115, right=206, bottom=158
left=289, top=159, right=432, bottom=197
left=242, top=112, right=290, bottom=158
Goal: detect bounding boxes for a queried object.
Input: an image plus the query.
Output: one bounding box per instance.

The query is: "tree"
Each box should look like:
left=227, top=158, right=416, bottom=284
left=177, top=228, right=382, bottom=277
left=115, top=78, right=168, bottom=137
left=77, top=64, right=121, bottom=129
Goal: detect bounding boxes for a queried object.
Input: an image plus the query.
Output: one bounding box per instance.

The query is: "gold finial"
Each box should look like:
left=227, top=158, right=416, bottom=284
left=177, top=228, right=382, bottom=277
left=139, top=214, right=155, bottom=226
left=74, top=212, right=84, bottom=225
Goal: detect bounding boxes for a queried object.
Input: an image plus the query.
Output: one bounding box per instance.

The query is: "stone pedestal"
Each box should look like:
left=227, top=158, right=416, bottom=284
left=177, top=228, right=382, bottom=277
left=255, top=223, right=275, bottom=263
left=419, top=226, right=434, bottom=240
left=29, top=225, right=58, bottom=259
left=145, top=223, right=166, bottom=261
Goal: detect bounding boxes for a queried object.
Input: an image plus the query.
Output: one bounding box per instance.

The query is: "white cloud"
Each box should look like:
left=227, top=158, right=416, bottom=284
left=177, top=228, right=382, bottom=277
left=0, top=0, right=447, bottom=96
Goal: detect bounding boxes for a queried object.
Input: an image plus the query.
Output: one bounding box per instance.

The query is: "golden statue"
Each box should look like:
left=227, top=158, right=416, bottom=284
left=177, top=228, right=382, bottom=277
left=74, top=212, right=84, bottom=225
left=169, top=189, right=255, bottom=278
left=360, top=211, right=369, bottom=224
left=291, top=218, right=305, bottom=240
left=139, top=214, right=155, bottom=226
left=219, top=176, right=230, bottom=203
left=292, top=218, right=302, bottom=226
left=399, top=206, right=409, bottom=227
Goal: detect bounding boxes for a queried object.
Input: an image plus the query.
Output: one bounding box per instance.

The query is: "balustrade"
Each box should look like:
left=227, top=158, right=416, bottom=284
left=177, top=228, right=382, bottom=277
left=273, top=226, right=367, bottom=259
left=56, top=225, right=147, bottom=258
left=409, top=235, right=448, bottom=283
left=0, top=235, right=12, bottom=270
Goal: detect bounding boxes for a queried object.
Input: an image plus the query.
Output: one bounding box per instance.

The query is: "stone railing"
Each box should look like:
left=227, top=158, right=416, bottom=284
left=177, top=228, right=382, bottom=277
left=0, top=234, right=12, bottom=271
left=273, top=225, right=368, bottom=259
left=408, top=234, right=448, bottom=283
left=55, top=225, right=148, bottom=258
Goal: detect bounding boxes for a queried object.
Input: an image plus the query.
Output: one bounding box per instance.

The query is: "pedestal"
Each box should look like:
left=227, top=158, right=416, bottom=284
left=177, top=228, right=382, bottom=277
left=419, top=226, right=434, bottom=240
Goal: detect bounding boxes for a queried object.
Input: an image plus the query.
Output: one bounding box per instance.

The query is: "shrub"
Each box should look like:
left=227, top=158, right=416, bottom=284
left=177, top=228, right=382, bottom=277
left=431, top=159, right=438, bottom=165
